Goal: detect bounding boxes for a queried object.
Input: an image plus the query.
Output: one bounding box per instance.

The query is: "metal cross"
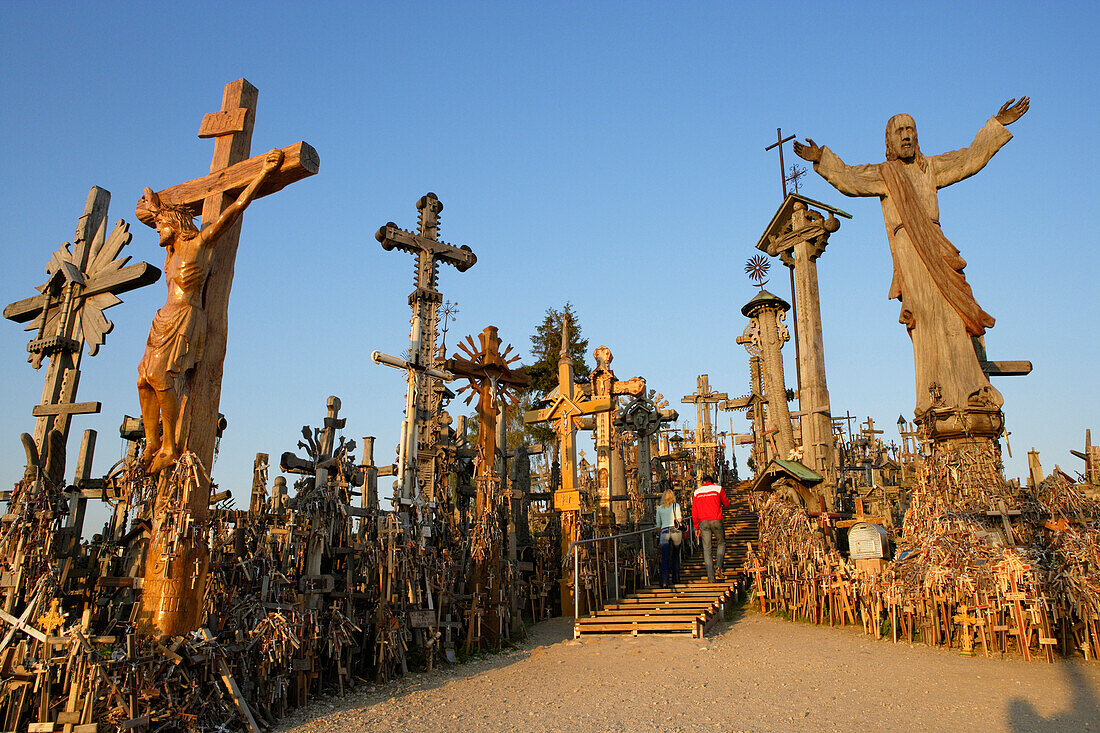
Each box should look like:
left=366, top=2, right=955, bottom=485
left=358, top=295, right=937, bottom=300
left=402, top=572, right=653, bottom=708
left=765, top=128, right=796, bottom=198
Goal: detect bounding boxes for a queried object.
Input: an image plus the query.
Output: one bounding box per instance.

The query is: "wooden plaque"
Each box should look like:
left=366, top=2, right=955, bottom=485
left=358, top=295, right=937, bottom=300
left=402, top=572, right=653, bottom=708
left=554, top=490, right=580, bottom=512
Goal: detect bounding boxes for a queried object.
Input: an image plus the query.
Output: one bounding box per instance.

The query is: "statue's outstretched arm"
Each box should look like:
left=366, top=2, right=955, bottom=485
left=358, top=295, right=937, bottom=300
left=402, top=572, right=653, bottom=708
left=200, top=149, right=284, bottom=246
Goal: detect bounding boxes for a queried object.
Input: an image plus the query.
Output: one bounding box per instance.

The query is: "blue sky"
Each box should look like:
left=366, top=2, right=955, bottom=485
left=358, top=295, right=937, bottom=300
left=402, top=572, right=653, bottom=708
left=1, top=1, right=1096, bottom=523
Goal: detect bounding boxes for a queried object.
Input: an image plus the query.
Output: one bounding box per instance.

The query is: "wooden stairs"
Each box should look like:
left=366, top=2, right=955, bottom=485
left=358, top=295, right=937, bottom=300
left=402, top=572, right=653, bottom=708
left=573, top=487, right=759, bottom=639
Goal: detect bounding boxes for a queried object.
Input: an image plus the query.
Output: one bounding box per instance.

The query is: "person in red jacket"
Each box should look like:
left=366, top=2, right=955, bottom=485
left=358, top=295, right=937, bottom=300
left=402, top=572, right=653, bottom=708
left=692, top=474, right=729, bottom=582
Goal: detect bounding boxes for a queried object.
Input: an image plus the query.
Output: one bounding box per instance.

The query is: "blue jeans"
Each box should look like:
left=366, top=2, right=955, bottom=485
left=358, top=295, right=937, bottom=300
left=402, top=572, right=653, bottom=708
left=659, top=528, right=680, bottom=586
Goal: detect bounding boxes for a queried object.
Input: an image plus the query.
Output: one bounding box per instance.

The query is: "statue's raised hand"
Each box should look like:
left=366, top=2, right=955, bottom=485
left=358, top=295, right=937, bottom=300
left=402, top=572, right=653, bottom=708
left=263, top=148, right=285, bottom=172
left=793, top=138, right=822, bottom=163
left=995, top=97, right=1029, bottom=126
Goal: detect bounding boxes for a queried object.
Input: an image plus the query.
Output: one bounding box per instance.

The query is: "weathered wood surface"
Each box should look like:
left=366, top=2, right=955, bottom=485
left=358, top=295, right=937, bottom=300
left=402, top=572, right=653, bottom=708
left=4, top=262, right=160, bottom=323
left=134, top=141, right=319, bottom=225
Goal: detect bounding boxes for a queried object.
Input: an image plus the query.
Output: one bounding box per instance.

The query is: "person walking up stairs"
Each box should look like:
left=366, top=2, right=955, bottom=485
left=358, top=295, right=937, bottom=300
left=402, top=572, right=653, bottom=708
left=692, top=475, right=729, bottom=583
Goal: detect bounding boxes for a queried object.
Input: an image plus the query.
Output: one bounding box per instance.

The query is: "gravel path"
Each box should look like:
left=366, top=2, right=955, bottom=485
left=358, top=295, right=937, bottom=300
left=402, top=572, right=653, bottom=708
left=277, top=608, right=1100, bottom=732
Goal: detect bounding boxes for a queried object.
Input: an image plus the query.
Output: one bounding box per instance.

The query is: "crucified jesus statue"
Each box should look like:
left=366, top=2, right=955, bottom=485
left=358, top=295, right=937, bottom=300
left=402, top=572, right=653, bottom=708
left=136, top=148, right=284, bottom=473
left=794, top=98, right=1029, bottom=419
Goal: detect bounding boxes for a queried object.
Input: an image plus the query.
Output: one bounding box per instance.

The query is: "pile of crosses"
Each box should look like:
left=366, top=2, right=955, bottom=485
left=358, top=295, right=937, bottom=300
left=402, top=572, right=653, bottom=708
left=746, top=435, right=1100, bottom=661
left=0, top=78, right=696, bottom=731
left=0, top=80, right=571, bottom=732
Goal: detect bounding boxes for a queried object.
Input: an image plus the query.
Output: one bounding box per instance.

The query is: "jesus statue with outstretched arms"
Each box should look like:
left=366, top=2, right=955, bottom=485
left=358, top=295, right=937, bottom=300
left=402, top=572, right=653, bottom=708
left=794, top=97, right=1029, bottom=419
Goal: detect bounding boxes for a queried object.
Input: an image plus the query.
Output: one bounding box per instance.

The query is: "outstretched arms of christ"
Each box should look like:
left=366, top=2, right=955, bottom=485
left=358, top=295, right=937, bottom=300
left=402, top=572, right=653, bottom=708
left=793, top=97, right=1029, bottom=197
left=197, top=148, right=284, bottom=246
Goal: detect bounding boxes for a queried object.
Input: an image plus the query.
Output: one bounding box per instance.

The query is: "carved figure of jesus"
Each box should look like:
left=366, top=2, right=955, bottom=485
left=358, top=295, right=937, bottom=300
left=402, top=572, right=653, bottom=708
left=136, top=149, right=283, bottom=473
left=794, top=98, right=1028, bottom=417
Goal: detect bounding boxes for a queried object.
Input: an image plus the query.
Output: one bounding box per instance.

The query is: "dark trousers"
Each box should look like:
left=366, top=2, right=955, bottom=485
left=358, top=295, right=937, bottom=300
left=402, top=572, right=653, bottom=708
left=659, top=528, right=680, bottom=586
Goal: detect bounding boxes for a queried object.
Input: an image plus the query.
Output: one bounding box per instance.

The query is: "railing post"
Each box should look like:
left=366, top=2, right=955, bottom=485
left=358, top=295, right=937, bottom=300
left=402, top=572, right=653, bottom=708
left=641, top=532, right=647, bottom=586
left=574, top=544, right=580, bottom=620
left=613, top=537, right=619, bottom=600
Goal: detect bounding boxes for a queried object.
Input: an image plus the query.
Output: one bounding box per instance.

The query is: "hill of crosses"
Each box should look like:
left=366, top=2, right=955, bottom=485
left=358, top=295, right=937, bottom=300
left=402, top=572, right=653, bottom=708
left=1, top=81, right=1097, bottom=732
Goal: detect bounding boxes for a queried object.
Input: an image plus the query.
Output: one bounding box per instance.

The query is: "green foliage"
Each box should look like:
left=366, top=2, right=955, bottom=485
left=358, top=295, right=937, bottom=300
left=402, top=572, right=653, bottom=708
left=524, top=302, right=591, bottom=396
left=510, top=303, right=592, bottom=448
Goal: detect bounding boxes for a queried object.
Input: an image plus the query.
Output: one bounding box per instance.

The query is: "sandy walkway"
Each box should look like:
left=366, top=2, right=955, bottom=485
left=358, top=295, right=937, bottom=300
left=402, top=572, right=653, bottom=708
left=277, top=607, right=1100, bottom=732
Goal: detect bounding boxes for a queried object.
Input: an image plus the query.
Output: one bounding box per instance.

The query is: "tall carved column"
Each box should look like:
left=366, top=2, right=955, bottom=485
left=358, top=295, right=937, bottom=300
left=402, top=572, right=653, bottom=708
left=741, top=290, right=795, bottom=460
left=757, top=195, right=848, bottom=484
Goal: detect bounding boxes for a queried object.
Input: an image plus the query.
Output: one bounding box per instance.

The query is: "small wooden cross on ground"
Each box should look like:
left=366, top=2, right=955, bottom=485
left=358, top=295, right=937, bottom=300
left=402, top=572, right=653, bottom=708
left=5, top=187, right=160, bottom=452
left=136, top=78, right=318, bottom=639
left=375, top=193, right=477, bottom=501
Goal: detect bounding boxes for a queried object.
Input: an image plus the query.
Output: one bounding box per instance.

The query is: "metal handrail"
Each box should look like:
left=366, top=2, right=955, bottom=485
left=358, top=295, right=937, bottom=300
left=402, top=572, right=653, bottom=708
left=563, top=525, right=658, bottom=560
left=564, top=525, right=659, bottom=623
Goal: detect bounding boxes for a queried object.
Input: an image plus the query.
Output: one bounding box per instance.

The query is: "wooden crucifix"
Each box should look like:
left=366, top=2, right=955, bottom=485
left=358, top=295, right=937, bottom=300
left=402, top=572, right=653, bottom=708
left=524, top=316, right=612, bottom=612
left=135, top=78, right=318, bottom=638
left=134, top=78, right=319, bottom=474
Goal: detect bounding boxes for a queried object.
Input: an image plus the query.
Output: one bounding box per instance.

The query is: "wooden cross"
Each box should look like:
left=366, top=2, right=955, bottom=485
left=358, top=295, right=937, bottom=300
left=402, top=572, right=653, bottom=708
left=524, top=318, right=613, bottom=510
left=985, top=499, right=1022, bottom=546
left=135, top=79, right=318, bottom=639
left=860, top=417, right=884, bottom=443
left=375, top=193, right=477, bottom=500
left=524, top=317, right=612, bottom=612
left=445, top=327, right=529, bottom=510
left=134, top=78, right=318, bottom=469
left=681, top=374, right=728, bottom=471
left=5, top=187, right=160, bottom=451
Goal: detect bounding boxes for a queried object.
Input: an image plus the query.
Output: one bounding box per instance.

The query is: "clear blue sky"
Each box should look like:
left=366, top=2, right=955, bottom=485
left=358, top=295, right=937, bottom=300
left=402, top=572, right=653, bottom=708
left=1, top=2, right=1096, bottom=524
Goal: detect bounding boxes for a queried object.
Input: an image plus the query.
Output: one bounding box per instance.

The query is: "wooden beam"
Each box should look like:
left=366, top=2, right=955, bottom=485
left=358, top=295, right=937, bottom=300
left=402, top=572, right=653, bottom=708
left=4, top=262, right=161, bottom=323
left=32, top=401, right=101, bottom=417
left=135, top=141, right=319, bottom=224
left=980, top=360, right=1032, bottom=377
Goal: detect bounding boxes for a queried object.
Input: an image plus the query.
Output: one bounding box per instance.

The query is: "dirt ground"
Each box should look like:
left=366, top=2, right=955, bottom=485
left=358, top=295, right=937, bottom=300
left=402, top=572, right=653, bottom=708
left=277, top=606, right=1100, bottom=732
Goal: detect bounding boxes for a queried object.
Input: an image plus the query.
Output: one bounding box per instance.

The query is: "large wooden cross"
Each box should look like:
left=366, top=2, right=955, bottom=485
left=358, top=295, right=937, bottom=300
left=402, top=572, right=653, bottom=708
left=134, top=79, right=318, bottom=470
left=5, top=187, right=160, bottom=454
left=135, top=79, right=318, bottom=638
left=445, top=326, right=528, bottom=650
left=375, top=193, right=477, bottom=501
left=524, top=317, right=611, bottom=612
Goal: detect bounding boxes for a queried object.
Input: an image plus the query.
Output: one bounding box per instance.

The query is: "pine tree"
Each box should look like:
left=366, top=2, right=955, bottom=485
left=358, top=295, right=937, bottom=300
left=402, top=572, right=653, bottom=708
left=506, top=303, right=592, bottom=448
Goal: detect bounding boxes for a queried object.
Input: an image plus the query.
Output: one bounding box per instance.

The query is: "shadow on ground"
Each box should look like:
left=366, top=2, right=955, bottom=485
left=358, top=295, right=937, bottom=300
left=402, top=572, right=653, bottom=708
left=1007, top=658, right=1100, bottom=731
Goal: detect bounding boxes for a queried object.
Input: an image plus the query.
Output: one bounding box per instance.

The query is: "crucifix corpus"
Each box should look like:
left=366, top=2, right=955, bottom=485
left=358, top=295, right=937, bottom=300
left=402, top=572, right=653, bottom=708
left=794, top=97, right=1030, bottom=445
left=524, top=317, right=612, bottom=613
left=135, top=78, right=318, bottom=637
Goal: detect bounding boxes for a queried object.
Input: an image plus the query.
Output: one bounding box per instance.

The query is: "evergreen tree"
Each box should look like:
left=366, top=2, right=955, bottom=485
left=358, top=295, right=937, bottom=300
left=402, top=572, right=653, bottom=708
left=506, top=303, right=592, bottom=448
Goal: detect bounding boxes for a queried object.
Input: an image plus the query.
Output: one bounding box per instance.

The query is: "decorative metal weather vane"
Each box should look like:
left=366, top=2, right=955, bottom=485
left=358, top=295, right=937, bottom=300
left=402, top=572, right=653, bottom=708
left=745, top=254, right=771, bottom=290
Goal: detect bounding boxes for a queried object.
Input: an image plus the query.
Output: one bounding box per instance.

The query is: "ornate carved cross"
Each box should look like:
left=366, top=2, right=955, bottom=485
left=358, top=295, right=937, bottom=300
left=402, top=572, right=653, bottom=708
left=375, top=193, right=477, bottom=501
left=5, top=187, right=160, bottom=451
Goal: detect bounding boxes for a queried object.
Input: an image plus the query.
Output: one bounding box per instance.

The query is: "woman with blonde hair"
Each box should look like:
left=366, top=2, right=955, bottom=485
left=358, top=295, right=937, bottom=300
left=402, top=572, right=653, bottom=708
left=655, top=488, right=683, bottom=587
